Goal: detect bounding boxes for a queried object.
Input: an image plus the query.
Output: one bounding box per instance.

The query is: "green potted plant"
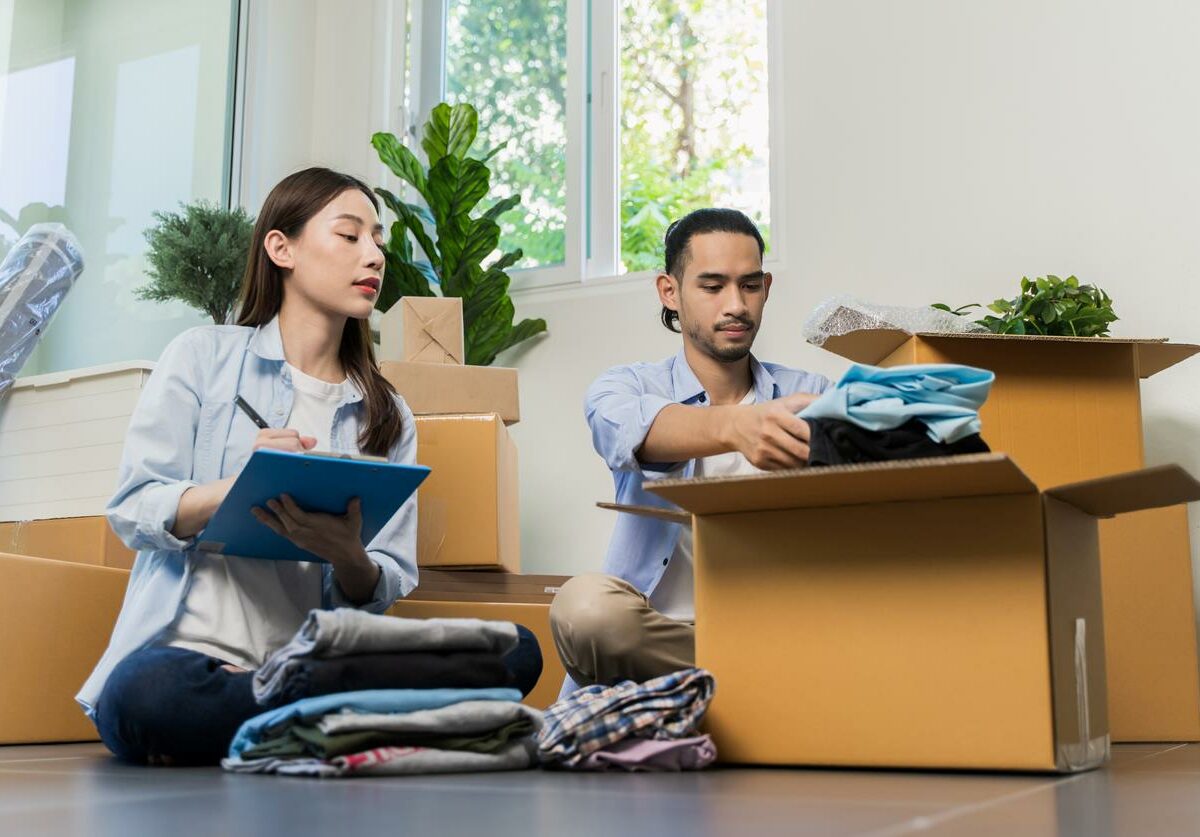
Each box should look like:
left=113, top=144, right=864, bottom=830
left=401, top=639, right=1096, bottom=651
left=370, top=102, right=547, bottom=366
left=934, top=275, right=1118, bottom=337
left=137, top=202, right=254, bottom=325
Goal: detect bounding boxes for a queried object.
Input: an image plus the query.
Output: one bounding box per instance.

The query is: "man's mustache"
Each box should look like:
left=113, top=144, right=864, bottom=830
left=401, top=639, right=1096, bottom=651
left=714, top=317, right=755, bottom=331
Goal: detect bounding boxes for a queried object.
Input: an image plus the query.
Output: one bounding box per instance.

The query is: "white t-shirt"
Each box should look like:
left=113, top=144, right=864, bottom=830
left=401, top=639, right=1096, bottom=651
left=162, top=363, right=348, bottom=669
left=649, top=390, right=762, bottom=623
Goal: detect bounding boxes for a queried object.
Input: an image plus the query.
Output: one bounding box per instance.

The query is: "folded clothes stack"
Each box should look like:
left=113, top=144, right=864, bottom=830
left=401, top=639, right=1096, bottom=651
left=536, top=668, right=717, bottom=772
left=253, top=608, right=522, bottom=704
left=800, top=363, right=995, bottom=466
left=222, top=688, right=542, bottom=777
left=219, top=609, right=544, bottom=778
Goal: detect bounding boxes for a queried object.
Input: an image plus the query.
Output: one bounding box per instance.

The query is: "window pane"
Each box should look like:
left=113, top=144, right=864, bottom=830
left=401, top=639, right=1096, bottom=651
left=620, top=0, right=771, bottom=274
left=0, top=0, right=236, bottom=374
left=445, top=0, right=568, bottom=269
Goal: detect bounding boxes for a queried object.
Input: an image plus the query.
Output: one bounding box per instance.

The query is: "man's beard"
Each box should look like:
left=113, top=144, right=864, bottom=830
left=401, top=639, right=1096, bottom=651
left=686, top=316, right=757, bottom=362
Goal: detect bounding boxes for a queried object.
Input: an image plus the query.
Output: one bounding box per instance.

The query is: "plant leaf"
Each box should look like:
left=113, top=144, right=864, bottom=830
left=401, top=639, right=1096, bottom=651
left=371, top=132, right=428, bottom=200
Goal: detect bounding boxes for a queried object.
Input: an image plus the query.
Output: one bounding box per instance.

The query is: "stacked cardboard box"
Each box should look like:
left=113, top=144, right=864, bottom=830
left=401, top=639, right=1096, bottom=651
left=380, top=298, right=564, bottom=701
left=815, top=327, right=1200, bottom=742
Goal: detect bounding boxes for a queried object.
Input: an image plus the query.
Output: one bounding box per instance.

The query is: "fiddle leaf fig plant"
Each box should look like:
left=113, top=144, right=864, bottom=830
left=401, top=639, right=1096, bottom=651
left=371, top=102, right=547, bottom=366
left=933, top=274, right=1118, bottom=337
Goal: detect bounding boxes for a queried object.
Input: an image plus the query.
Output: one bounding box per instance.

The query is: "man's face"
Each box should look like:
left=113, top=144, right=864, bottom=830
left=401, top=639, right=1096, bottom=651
left=666, top=231, right=771, bottom=363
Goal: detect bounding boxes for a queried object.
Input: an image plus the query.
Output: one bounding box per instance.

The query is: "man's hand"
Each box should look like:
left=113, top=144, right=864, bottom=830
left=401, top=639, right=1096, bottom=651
left=726, top=392, right=816, bottom=470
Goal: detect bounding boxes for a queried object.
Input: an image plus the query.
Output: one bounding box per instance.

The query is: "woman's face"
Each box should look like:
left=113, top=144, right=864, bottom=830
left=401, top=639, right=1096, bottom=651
left=273, top=188, right=386, bottom=320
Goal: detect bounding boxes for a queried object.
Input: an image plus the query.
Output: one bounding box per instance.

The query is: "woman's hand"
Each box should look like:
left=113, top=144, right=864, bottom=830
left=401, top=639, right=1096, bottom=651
left=254, top=428, right=317, bottom=453
left=252, top=495, right=381, bottom=603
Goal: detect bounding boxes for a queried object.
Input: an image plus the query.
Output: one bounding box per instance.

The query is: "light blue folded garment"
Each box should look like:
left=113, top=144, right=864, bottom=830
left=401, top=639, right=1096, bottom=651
left=799, top=363, right=995, bottom=444
left=228, top=688, right=522, bottom=758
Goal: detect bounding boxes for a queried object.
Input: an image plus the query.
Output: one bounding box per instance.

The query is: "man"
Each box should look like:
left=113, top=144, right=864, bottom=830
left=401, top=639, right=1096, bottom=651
left=550, top=208, right=833, bottom=690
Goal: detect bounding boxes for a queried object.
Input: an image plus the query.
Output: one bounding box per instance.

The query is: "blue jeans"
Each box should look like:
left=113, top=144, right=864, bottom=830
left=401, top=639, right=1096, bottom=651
left=95, top=626, right=544, bottom=765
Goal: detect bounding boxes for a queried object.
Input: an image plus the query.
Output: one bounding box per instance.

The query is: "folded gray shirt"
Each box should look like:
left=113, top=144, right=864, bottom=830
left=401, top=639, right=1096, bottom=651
left=253, top=609, right=519, bottom=703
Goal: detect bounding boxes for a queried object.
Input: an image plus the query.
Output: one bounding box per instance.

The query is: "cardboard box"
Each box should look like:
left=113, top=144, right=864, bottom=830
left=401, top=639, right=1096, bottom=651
left=380, top=297, right=466, bottom=364
left=0, top=552, right=129, bottom=743
left=815, top=329, right=1200, bottom=742
left=415, top=414, right=520, bottom=572
left=382, top=361, right=520, bottom=425
left=0, top=361, right=152, bottom=522
left=609, top=454, right=1200, bottom=771
left=387, top=598, right=566, bottom=711
left=413, top=569, right=569, bottom=603
left=0, top=516, right=135, bottom=570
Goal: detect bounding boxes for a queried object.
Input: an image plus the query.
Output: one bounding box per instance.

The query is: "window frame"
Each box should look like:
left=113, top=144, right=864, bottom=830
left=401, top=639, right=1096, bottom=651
left=409, top=0, right=781, bottom=294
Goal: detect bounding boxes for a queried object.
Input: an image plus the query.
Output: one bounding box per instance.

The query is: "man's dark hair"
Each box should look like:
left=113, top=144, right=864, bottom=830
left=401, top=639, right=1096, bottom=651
left=660, top=208, right=766, bottom=332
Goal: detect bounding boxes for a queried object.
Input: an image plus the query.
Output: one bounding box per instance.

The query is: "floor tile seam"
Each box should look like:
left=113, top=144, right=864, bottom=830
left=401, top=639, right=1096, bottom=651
left=855, top=773, right=1079, bottom=837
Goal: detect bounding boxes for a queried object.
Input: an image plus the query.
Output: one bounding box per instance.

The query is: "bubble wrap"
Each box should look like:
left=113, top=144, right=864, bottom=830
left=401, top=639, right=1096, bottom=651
left=801, top=295, right=987, bottom=347
left=0, top=223, right=85, bottom=395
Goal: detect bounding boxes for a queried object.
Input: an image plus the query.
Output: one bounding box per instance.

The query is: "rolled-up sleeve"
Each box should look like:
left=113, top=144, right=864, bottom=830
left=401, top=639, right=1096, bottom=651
left=106, top=329, right=207, bottom=553
left=333, top=397, right=419, bottom=611
left=584, top=367, right=677, bottom=473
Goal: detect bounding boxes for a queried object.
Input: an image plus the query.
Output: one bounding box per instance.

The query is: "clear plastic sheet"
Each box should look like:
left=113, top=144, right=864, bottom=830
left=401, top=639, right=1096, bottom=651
left=801, top=295, right=988, bottom=347
left=0, top=223, right=85, bottom=395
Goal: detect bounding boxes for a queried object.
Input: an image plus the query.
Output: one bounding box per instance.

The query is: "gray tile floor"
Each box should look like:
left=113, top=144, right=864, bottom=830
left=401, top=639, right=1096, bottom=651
left=1, top=742, right=1197, bottom=836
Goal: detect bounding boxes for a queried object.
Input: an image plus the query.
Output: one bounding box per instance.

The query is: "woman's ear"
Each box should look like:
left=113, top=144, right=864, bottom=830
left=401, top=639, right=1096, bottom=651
left=263, top=230, right=294, bottom=270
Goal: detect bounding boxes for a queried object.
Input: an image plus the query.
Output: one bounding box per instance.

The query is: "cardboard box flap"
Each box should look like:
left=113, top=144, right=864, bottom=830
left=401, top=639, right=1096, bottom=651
left=597, top=502, right=690, bottom=524
left=817, top=328, right=913, bottom=365
left=644, top=453, right=1037, bottom=516
left=1045, top=465, right=1200, bottom=518
left=1136, top=342, right=1200, bottom=378
left=816, top=328, right=1200, bottom=378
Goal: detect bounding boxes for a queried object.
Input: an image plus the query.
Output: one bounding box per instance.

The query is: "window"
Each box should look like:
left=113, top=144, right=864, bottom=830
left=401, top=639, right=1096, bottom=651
left=0, top=0, right=238, bottom=374
left=409, top=0, right=776, bottom=289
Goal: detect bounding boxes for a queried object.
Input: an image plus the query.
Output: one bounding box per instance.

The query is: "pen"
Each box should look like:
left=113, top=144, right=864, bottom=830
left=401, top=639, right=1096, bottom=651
left=234, top=395, right=270, bottom=429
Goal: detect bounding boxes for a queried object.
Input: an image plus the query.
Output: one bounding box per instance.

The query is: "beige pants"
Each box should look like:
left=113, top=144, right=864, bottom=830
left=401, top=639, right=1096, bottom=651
left=549, top=573, right=695, bottom=687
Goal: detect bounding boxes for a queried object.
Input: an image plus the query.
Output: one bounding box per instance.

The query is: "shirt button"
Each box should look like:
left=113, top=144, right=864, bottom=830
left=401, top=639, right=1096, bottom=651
left=663, top=557, right=669, bottom=566
left=698, top=393, right=707, bottom=403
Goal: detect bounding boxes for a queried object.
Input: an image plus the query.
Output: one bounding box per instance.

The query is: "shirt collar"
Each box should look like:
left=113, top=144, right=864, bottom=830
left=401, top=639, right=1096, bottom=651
left=250, top=315, right=364, bottom=404
left=671, top=349, right=781, bottom=405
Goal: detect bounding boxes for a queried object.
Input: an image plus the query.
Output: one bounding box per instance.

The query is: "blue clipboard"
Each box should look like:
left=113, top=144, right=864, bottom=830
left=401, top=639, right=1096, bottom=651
left=195, top=449, right=430, bottom=563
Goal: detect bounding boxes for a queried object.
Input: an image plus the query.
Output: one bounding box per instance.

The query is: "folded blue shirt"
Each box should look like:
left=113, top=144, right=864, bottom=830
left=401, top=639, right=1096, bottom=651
left=228, top=687, right=522, bottom=758
left=799, top=363, right=995, bottom=444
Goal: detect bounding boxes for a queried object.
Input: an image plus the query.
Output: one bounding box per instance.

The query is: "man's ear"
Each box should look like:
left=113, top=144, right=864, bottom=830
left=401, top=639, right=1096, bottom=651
left=263, top=230, right=294, bottom=271
left=763, top=271, right=773, bottom=301
left=656, top=272, right=680, bottom=314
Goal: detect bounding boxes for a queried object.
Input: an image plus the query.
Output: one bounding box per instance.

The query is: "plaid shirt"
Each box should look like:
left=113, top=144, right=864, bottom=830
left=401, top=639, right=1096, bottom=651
left=536, top=668, right=715, bottom=766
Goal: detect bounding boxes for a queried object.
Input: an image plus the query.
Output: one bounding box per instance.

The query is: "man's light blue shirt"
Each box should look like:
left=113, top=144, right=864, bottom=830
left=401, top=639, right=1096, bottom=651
left=76, top=317, right=419, bottom=718
left=584, top=349, right=833, bottom=595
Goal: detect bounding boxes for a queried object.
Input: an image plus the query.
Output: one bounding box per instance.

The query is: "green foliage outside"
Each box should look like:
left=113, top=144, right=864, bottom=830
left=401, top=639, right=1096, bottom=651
left=371, top=103, right=548, bottom=366
left=933, top=275, right=1118, bottom=337
left=445, top=0, right=771, bottom=274
left=137, top=202, right=253, bottom=325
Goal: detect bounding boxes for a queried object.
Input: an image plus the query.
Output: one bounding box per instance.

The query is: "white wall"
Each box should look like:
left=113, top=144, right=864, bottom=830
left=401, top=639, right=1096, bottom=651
left=504, top=0, right=1200, bottom=578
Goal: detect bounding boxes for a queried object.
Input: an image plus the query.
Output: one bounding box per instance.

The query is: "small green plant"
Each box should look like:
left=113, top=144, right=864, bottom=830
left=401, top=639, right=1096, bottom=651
left=371, top=102, right=547, bottom=366
left=933, top=275, right=1118, bottom=337
left=137, top=201, right=254, bottom=325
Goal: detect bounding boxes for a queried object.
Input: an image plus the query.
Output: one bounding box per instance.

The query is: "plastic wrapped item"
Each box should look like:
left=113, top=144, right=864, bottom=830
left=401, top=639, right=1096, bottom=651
left=0, top=223, right=85, bottom=395
left=801, top=295, right=987, bottom=348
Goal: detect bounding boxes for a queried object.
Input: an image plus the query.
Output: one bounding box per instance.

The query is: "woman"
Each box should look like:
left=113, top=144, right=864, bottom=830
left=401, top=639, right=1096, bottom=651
left=78, top=168, right=540, bottom=765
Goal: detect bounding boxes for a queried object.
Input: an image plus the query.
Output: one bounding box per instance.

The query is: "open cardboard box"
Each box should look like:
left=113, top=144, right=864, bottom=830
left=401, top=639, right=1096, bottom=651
left=605, top=453, right=1200, bottom=772
left=813, top=328, right=1200, bottom=742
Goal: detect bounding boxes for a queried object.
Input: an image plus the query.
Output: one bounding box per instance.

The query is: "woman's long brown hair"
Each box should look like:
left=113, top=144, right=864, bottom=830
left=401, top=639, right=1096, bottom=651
left=236, top=167, right=403, bottom=457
